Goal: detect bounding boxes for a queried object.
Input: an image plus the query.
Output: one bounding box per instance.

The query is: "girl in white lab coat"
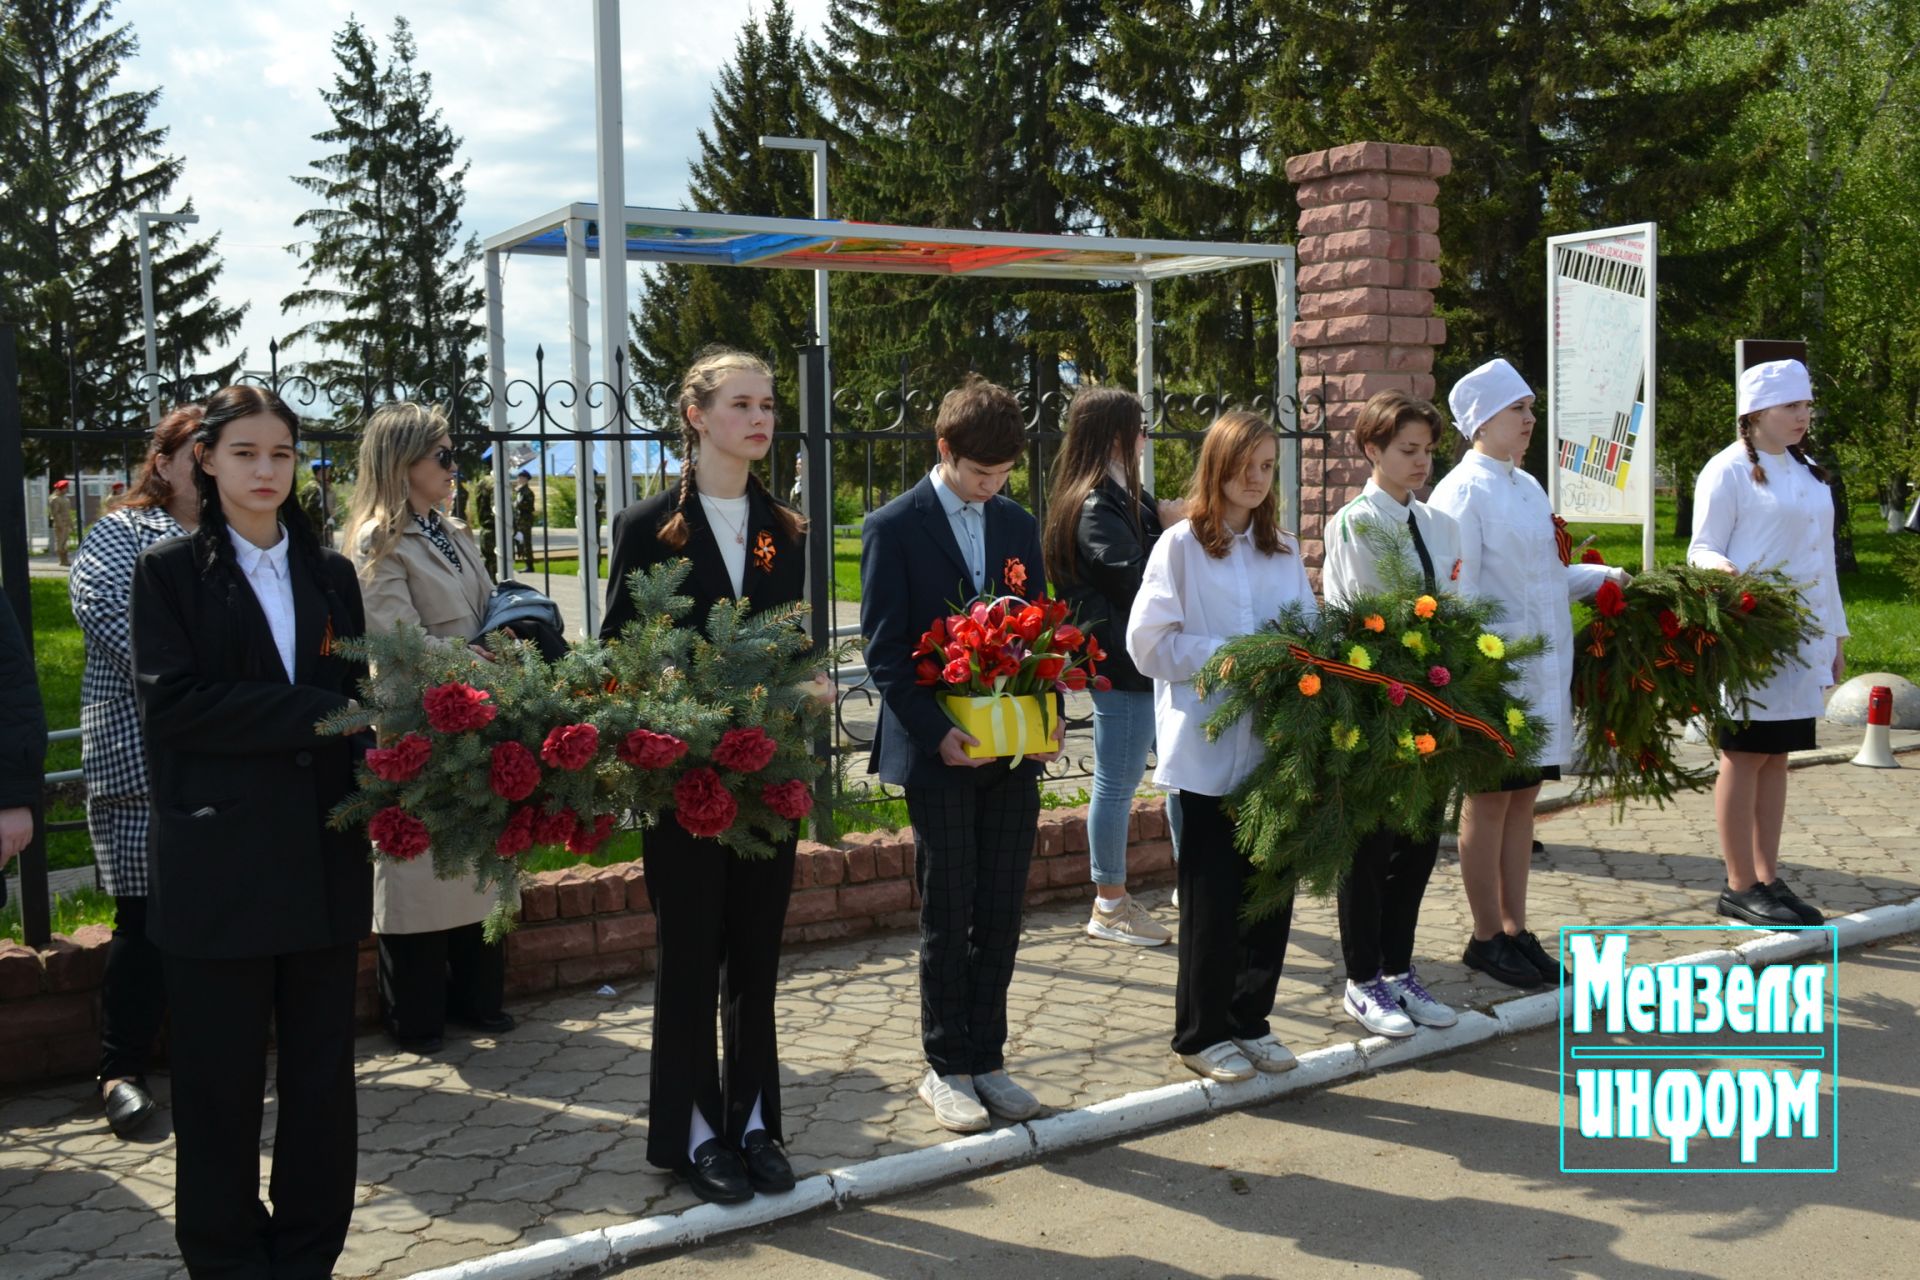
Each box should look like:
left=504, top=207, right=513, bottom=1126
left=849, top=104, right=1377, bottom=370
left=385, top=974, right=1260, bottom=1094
left=1687, top=359, right=1844, bottom=929
left=1428, top=360, right=1624, bottom=989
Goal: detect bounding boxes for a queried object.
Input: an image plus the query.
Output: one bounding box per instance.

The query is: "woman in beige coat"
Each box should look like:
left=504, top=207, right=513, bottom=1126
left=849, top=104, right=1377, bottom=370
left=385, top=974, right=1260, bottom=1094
left=348, top=402, right=513, bottom=1053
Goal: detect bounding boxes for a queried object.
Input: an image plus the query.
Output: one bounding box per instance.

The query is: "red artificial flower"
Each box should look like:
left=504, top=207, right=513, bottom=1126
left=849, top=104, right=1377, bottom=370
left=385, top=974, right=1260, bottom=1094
left=913, top=618, right=948, bottom=657
left=1387, top=682, right=1408, bottom=706
left=1060, top=666, right=1089, bottom=691
left=422, top=682, right=497, bottom=733
left=489, top=741, right=542, bottom=801
left=1053, top=624, right=1084, bottom=651
left=496, top=806, right=536, bottom=859
left=1581, top=548, right=1605, bottom=564
left=1091, top=674, right=1112, bottom=692
left=567, top=813, right=616, bottom=856
left=713, top=726, right=778, bottom=773
left=1738, top=592, right=1757, bottom=613
left=1011, top=605, right=1047, bottom=643
left=674, top=767, right=738, bottom=837
left=1594, top=579, right=1627, bottom=618
left=1003, top=557, right=1028, bottom=593
left=617, top=729, right=688, bottom=770
left=532, top=806, right=578, bottom=847
left=540, top=723, right=601, bottom=771
left=915, top=658, right=942, bottom=687
left=1046, top=599, right=1070, bottom=626
left=1033, top=656, right=1065, bottom=682
left=1657, top=609, right=1682, bottom=639
left=1084, top=635, right=1106, bottom=665
left=943, top=657, right=971, bottom=685
left=368, top=806, right=431, bottom=860
left=1427, top=665, right=1452, bottom=687
left=365, top=732, right=432, bottom=783
left=762, top=778, right=814, bottom=821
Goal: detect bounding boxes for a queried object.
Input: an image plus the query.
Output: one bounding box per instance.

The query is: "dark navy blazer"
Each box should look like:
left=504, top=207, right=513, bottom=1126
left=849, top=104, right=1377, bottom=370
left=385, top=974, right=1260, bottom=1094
left=859, top=474, right=1050, bottom=789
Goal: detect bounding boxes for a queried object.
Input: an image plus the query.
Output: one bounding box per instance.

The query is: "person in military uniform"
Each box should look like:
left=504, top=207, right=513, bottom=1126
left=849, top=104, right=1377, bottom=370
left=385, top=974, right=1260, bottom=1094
left=299, top=458, right=339, bottom=548
left=513, top=471, right=536, bottom=570
left=48, top=479, right=74, bottom=565
left=469, top=471, right=499, bottom=577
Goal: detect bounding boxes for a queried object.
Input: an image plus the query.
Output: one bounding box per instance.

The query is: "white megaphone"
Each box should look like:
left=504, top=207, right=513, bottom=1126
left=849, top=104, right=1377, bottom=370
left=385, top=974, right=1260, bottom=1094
left=1851, top=685, right=1899, bottom=769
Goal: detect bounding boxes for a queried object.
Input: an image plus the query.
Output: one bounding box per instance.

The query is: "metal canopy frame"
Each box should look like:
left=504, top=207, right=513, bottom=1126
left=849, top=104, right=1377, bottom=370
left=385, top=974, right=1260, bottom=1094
left=479, top=203, right=1298, bottom=634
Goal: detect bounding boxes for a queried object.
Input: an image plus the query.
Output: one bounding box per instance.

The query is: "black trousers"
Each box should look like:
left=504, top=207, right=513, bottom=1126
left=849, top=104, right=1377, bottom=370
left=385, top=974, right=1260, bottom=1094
left=376, top=923, right=506, bottom=1040
left=99, top=894, right=168, bottom=1083
left=906, top=763, right=1042, bottom=1076
left=163, top=942, right=359, bottom=1280
left=1172, top=790, right=1294, bottom=1056
left=1336, top=821, right=1441, bottom=981
left=643, top=819, right=796, bottom=1169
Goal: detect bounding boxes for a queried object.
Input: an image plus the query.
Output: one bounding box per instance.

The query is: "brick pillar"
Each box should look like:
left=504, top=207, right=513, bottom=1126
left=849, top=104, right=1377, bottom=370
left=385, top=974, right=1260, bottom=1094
left=1284, top=141, right=1451, bottom=571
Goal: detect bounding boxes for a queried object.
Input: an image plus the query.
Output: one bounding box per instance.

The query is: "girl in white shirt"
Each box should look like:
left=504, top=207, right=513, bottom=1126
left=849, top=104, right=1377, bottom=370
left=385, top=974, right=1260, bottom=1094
left=1428, top=360, right=1624, bottom=991
left=1687, top=359, right=1844, bottom=929
left=1127, top=410, right=1315, bottom=1084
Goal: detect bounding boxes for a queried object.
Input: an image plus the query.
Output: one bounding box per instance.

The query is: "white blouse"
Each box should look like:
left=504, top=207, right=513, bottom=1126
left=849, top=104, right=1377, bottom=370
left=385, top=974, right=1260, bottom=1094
left=227, top=523, right=296, bottom=682
left=1427, top=451, right=1613, bottom=769
left=1126, top=519, right=1317, bottom=797
left=1322, top=478, right=1470, bottom=606
left=697, top=492, right=750, bottom=597
left=1687, top=441, right=1847, bottom=721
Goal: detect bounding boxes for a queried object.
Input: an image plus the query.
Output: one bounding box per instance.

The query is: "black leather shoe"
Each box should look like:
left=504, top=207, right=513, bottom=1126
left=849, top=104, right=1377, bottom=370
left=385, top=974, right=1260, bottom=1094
left=1511, top=930, right=1572, bottom=985
left=1463, top=934, right=1544, bottom=989
left=449, top=1009, right=516, bottom=1035
left=740, top=1130, right=795, bottom=1193
left=1763, top=880, right=1824, bottom=926
left=1717, top=883, right=1802, bottom=929
left=679, top=1139, right=754, bottom=1205
left=391, top=1031, right=445, bottom=1055
left=102, top=1079, right=157, bottom=1137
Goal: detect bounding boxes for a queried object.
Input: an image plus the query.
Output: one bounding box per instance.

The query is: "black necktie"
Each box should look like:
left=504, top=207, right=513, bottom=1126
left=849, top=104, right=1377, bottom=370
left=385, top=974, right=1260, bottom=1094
left=1407, top=511, right=1437, bottom=592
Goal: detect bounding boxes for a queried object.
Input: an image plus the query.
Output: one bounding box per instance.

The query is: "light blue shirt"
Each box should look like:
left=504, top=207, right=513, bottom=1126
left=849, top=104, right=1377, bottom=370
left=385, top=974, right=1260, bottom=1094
left=929, top=467, right=986, bottom=594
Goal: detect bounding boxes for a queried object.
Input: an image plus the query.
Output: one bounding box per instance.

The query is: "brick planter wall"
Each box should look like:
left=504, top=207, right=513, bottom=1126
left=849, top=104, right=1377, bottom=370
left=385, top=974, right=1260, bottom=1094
left=0, top=800, right=1176, bottom=1087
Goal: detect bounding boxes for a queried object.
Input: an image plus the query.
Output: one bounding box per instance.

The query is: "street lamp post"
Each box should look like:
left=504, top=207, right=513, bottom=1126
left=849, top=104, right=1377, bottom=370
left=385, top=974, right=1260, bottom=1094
left=136, top=209, right=199, bottom=425
left=759, top=136, right=831, bottom=495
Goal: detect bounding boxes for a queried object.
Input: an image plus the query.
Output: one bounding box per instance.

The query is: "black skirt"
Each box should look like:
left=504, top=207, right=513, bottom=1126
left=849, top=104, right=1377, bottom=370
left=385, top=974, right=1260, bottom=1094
left=1497, top=764, right=1562, bottom=793
left=1717, top=716, right=1817, bottom=755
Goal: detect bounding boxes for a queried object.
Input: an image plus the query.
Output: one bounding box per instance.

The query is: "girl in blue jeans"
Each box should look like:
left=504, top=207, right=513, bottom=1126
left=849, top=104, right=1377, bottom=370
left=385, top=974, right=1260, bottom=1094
left=1043, top=389, right=1186, bottom=945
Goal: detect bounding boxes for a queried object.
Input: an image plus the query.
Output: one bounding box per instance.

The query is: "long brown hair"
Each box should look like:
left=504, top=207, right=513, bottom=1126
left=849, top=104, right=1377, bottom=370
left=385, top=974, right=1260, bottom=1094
left=115, top=404, right=204, bottom=512
left=1738, top=414, right=1829, bottom=485
left=1042, top=387, right=1144, bottom=587
left=656, top=345, right=807, bottom=551
left=1186, top=409, right=1286, bottom=559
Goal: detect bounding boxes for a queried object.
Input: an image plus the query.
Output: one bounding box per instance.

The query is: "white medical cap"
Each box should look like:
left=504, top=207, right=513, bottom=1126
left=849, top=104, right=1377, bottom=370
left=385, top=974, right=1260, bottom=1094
left=1737, top=359, right=1812, bottom=416
left=1447, top=359, right=1533, bottom=441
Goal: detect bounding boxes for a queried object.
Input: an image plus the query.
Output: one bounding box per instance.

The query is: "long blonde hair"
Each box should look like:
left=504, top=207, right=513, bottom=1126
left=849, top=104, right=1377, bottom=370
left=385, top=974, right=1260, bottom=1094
left=1186, top=409, right=1286, bottom=559
left=347, top=401, right=453, bottom=573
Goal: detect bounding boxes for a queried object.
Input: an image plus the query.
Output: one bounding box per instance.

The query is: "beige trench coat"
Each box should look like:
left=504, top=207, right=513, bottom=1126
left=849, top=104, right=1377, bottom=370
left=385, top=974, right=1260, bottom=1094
left=351, top=515, right=509, bottom=934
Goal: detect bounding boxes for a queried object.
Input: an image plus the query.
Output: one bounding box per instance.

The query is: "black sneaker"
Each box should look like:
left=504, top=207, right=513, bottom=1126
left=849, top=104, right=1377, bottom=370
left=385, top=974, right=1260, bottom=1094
left=1763, top=880, right=1825, bottom=927
left=1463, top=934, right=1544, bottom=989
left=1511, top=930, right=1571, bottom=985
left=1716, top=883, right=1802, bottom=929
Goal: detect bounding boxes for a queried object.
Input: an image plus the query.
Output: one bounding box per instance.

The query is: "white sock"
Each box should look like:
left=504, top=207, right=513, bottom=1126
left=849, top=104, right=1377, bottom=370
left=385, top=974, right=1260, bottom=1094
left=687, top=1107, right=717, bottom=1162
left=743, top=1092, right=767, bottom=1138
left=1095, top=894, right=1126, bottom=913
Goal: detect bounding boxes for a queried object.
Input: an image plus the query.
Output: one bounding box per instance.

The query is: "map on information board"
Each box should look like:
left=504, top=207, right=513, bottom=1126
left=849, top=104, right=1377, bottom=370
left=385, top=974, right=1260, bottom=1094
left=1547, top=225, right=1656, bottom=523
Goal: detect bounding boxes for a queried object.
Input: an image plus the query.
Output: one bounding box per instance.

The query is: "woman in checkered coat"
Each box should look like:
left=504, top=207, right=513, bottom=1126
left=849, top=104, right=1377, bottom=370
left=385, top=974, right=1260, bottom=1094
left=67, top=405, right=202, bottom=1137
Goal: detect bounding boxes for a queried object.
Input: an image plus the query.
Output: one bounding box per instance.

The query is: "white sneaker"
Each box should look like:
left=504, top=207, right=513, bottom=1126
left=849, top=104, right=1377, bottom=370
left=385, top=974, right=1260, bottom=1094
left=916, top=1069, right=990, bottom=1132
left=1343, top=975, right=1416, bottom=1038
left=1178, top=1040, right=1255, bottom=1082
left=1386, top=967, right=1458, bottom=1028
left=972, top=1069, right=1041, bottom=1119
left=1230, top=1033, right=1299, bottom=1074
left=1171, top=885, right=1179, bottom=908
left=1086, top=895, right=1173, bottom=946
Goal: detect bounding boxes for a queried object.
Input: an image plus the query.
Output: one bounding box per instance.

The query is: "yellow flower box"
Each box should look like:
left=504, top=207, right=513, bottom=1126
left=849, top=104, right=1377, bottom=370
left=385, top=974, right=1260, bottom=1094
left=939, top=692, right=1060, bottom=762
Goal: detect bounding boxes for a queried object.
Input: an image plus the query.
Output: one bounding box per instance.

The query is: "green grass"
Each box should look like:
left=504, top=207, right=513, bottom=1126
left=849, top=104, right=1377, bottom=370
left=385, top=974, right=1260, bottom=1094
left=516, top=827, right=644, bottom=874
left=28, top=579, right=91, bottom=872
left=2, top=883, right=116, bottom=943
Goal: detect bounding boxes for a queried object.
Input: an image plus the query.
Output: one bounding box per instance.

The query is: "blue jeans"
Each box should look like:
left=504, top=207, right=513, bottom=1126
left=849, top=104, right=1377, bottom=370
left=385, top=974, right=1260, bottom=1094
left=1089, top=689, right=1158, bottom=886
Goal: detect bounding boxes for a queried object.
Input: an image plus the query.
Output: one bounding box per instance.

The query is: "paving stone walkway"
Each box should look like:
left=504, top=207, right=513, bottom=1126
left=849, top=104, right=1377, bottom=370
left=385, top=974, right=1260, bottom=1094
left=2, top=756, right=1916, bottom=1279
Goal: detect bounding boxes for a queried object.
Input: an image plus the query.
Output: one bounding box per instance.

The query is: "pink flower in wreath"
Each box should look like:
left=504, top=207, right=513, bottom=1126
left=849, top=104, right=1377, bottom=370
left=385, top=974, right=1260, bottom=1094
left=540, top=723, right=600, bottom=771
left=368, top=806, right=431, bottom=860
left=365, top=733, right=432, bottom=783
left=422, top=682, right=497, bottom=733
left=1427, top=665, right=1452, bottom=688
left=762, top=779, right=814, bottom=821
left=489, top=741, right=541, bottom=801
left=712, top=726, right=778, bottom=773
left=1386, top=682, right=1409, bottom=707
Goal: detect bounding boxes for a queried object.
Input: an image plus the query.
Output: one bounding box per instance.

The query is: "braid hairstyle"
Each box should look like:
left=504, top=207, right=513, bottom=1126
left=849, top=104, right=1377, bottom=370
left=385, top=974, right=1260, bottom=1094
left=655, top=345, right=807, bottom=551
left=1738, top=414, right=1832, bottom=486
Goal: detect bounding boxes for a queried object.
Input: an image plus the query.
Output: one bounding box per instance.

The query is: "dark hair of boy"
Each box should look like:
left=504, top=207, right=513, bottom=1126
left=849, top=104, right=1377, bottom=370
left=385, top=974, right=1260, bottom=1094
left=1353, top=390, right=1446, bottom=460
left=935, top=376, right=1026, bottom=466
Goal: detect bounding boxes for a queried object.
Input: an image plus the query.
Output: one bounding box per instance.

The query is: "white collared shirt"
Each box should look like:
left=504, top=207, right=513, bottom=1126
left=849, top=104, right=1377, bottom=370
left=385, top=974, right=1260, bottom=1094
left=929, top=467, right=986, bottom=593
left=1323, top=478, right=1469, bottom=606
left=1126, top=519, right=1317, bottom=796
left=227, top=523, right=297, bottom=681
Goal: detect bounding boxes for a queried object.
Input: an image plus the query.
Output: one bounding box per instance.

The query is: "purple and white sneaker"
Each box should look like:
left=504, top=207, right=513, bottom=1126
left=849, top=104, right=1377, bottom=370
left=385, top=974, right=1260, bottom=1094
left=1343, top=974, right=1415, bottom=1038
left=1386, top=966, right=1457, bottom=1028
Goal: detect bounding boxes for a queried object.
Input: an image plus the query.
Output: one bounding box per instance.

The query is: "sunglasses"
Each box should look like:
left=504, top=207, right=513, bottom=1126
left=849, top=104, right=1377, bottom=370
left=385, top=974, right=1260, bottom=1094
left=428, top=447, right=456, bottom=471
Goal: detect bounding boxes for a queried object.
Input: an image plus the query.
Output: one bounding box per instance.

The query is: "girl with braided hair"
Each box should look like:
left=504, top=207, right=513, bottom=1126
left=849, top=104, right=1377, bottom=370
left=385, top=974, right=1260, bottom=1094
left=599, top=345, right=811, bottom=1205
left=1688, top=358, right=1846, bottom=929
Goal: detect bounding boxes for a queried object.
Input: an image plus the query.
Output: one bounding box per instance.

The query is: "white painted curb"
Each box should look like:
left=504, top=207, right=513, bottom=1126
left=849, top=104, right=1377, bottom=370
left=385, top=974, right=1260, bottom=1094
left=405, top=897, right=1920, bottom=1280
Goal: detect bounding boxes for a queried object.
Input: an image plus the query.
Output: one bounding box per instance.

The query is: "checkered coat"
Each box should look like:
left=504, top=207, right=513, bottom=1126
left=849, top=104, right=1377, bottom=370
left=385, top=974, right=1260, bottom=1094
left=69, top=506, right=186, bottom=896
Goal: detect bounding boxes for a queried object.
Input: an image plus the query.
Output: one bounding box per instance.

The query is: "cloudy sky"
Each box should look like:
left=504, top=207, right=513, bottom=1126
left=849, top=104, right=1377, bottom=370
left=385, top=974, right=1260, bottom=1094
left=115, top=0, right=831, bottom=394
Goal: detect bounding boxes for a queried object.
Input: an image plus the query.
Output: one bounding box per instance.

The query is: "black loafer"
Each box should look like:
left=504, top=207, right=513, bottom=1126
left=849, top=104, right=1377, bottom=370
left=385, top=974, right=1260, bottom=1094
left=1717, top=883, right=1802, bottom=929
left=103, top=1079, right=157, bottom=1137
left=740, top=1130, right=795, bottom=1193
left=679, top=1138, right=753, bottom=1205
left=1463, top=934, right=1544, bottom=989
left=1764, top=880, right=1824, bottom=927
left=1511, top=930, right=1572, bottom=986
left=449, top=1009, right=516, bottom=1035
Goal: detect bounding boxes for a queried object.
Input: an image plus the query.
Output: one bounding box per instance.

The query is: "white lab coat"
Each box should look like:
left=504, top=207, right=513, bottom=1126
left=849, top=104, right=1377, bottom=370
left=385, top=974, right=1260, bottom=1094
left=1126, top=520, right=1317, bottom=797
left=1686, top=441, right=1847, bottom=721
left=1322, top=479, right=1469, bottom=606
left=1428, top=451, right=1612, bottom=770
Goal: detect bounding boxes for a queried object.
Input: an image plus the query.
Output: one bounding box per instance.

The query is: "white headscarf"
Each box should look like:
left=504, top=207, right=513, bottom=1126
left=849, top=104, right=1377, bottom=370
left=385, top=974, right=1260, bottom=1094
left=1447, top=358, right=1533, bottom=442
left=1737, top=359, right=1812, bottom=416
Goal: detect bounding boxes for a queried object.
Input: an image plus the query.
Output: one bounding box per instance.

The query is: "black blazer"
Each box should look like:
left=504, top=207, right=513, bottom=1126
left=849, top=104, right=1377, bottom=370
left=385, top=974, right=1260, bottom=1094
left=859, top=474, right=1050, bottom=789
left=131, top=533, right=373, bottom=959
left=599, top=483, right=807, bottom=643
left=0, top=592, right=46, bottom=810
left=1058, top=477, right=1162, bottom=694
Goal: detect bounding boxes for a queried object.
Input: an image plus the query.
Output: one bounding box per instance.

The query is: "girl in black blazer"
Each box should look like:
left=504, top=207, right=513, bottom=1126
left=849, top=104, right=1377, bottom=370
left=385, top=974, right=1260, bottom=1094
left=599, top=346, right=810, bottom=1206
left=130, top=385, right=371, bottom=1279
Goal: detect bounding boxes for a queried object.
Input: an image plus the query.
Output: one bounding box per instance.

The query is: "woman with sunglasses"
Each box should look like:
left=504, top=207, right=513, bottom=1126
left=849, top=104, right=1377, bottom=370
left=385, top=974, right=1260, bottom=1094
left=346, top=402, right=513, bottom=1053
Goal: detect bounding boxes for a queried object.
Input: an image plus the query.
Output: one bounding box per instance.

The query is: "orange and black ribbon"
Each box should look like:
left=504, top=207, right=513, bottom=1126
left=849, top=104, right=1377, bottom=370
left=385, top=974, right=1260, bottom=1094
left=1552, top=514, right=1573, bottom=567
left=1286, top=644, right=1517, bottom=757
